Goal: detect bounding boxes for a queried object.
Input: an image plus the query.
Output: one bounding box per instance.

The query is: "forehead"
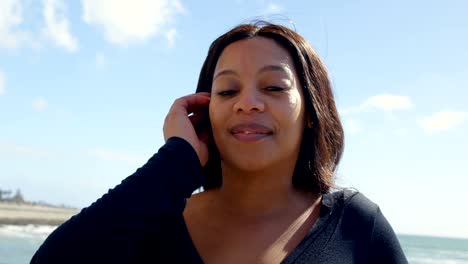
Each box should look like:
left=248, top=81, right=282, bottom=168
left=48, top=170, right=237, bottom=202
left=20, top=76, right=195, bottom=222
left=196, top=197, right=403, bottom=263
left=214, top=37, right=295, bottom=72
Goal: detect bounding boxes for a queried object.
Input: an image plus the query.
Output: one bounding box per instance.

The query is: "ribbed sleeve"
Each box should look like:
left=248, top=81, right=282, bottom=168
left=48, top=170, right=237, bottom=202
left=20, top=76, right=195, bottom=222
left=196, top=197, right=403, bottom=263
left=31, top=137, right=205, bottom=264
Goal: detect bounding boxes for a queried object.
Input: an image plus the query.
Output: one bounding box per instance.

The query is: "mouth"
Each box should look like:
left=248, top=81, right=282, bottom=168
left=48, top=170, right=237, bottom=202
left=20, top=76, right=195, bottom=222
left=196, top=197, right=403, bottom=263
left=229, top=123, right=273, bottom=142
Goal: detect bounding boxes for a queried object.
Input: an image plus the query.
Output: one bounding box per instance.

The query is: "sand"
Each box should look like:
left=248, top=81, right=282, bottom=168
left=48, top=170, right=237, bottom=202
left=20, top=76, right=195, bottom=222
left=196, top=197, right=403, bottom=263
left=0, top=202, right=79, bottom=226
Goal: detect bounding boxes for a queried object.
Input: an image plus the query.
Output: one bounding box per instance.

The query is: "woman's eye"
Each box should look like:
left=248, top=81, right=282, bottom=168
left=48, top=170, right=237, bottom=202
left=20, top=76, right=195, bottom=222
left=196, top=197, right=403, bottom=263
left=265, top=86, right=285, bottom=92
left=217, top=90, right=237, bottom=96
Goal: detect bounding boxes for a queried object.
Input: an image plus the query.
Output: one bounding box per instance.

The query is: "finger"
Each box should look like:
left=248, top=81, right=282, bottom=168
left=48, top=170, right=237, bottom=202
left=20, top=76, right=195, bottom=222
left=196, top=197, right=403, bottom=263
left=196, top=92, right=211, bottom=97
left=170, top=93, right=211, bottom=115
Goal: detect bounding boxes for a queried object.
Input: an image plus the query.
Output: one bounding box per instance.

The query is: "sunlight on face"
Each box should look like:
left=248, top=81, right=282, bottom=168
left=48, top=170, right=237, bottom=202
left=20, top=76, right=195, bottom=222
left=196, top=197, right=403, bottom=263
left=209, top=37, right=306, bottom=174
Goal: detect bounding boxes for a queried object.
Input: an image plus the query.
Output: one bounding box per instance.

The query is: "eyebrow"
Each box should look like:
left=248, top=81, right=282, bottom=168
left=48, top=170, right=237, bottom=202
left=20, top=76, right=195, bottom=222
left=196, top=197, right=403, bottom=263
left=213, top=64, right=290, bottom=81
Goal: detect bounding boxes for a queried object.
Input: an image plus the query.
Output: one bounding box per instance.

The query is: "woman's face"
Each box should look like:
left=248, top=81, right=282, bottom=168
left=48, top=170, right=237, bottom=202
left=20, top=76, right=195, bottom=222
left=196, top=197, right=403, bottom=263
left=209, top=37, right=306, bottom=173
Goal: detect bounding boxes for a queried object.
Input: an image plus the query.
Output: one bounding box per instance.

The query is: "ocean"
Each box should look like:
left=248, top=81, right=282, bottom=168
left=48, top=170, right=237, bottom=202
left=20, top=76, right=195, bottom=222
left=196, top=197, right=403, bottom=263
left=1, top=225, right=467, bottom=263
left=399, top=234, right=468, bottom=263
left=0, top=225, right=56, bottom=264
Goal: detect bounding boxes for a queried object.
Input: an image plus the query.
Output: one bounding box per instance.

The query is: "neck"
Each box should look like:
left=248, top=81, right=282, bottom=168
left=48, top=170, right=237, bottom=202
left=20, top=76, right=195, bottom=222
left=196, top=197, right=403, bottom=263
left=213, top=162, right=318, bottom=219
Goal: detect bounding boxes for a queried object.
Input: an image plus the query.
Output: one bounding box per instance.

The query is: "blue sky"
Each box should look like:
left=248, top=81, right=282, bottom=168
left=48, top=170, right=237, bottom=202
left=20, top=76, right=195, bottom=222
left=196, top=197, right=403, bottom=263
left=1, top=0, right=467, bottom=239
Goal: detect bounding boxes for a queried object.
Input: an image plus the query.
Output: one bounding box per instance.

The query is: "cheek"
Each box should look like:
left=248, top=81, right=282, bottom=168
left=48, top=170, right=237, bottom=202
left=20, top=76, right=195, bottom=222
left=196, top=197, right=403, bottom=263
left=208, top=102, right=216, bottom=128
left=208, top=101, right=229, bottom=155
left=286, top=92, right=305, bottom=123
left=283, top=94, right=306, bottom=149
left=209, top=101, right=224, bottom=133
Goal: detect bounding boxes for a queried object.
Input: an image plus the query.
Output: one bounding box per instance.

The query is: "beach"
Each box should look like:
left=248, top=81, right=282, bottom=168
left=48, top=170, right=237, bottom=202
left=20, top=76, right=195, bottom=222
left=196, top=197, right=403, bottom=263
left=0, top=202, right=79, bottom=226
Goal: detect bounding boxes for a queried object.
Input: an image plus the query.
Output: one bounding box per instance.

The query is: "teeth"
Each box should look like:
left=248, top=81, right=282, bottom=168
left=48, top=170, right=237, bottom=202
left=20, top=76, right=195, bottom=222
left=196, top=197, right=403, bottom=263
left=243, top=131, right=254, bottom=134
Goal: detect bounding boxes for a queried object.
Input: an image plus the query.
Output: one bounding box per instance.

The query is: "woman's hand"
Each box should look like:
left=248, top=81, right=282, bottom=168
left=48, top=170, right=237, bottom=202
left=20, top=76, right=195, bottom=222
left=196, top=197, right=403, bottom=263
left=163, top=92, right=211, bottom=166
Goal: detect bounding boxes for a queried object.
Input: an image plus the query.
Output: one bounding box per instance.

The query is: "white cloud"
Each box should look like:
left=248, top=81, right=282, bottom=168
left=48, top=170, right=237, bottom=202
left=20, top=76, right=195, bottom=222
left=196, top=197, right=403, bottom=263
left=42, top=0, right=78, bottom=52
left=0, top=70, right=6, bottom=96
left=0, top=0, right=27, bottom=49
left=344, top=119, right=364, bottom=134
left=81, top=0, right=185, bottom=45
left=264, top=3, right=283, bottom=14
left=164, top=28, right=177, bottom=48
left=0, top=0, right=77, bottom=52
left=341, top=94, right=413, bottom=115
left=362, top=94, right=413, bottom=112
left=32, top=97, right=48, bottom=111
left=88, top=148, right=145, bottom=165
left=419, top=110, right=468, bottom=134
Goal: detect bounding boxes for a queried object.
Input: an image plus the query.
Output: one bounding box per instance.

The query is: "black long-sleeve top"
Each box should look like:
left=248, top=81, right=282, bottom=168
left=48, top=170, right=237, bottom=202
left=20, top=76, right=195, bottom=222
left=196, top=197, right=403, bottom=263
left=31, top=137, right=408, bottom=263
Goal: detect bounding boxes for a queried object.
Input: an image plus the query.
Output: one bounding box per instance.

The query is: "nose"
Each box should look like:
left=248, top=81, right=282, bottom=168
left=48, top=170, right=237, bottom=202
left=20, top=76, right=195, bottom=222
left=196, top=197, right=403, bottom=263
left=233, top=87, right=265, bottom=113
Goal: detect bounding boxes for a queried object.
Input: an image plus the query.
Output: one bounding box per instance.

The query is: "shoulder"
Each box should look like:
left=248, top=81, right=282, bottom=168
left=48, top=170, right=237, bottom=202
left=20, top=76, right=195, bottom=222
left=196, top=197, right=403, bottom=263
left=324, top=189, right=381, bottom=237
left=325, top=189, right=379, bottom=218
left=343, top=190, right=379, bottom=219
left=323, top=190, right=408, bottom=263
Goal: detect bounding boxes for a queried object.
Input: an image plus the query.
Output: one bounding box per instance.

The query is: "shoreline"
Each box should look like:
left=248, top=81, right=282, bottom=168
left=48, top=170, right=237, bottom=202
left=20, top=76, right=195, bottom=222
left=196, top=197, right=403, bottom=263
left=0, top=201, right=79, bottom=226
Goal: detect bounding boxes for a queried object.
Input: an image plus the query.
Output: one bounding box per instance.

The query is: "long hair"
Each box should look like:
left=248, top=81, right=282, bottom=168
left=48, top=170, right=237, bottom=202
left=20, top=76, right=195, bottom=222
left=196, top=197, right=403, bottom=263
left=196, top=21, right=344, bottom=194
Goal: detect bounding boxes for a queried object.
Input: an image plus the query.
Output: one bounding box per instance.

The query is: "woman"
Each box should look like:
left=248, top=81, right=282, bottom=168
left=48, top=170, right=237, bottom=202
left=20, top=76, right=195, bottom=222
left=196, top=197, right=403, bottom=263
left=31, top=22, right=407, bottom=263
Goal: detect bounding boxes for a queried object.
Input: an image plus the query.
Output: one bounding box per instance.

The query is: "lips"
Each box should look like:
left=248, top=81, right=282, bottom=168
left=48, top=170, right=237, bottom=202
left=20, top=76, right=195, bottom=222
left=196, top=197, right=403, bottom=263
left=229, top=123, right=273, bottom=142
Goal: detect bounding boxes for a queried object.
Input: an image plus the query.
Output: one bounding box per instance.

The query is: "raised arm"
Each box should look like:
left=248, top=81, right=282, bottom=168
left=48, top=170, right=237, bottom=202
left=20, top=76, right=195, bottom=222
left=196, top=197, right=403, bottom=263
left=31, top=137, right=204, bottom=263
left=31, top=93, right=212, bottom=263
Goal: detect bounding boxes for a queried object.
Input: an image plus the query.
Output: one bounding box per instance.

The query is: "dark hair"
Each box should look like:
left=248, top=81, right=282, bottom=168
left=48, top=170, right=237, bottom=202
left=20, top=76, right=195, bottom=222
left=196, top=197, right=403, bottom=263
left=196, top=21, right=344, bottom=194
